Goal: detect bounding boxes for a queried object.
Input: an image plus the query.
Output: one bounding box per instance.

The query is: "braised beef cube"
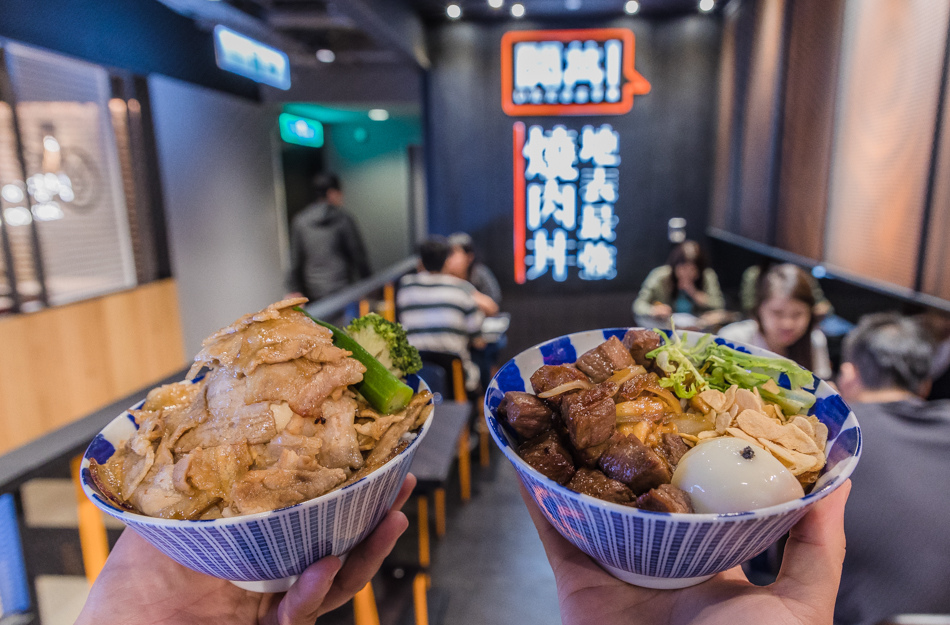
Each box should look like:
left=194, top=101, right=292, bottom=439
left=617, top=372, right=662, bottom=402
left=635, top=484, right=693, bottom=513
left=501, top=391, right=555, bottom=439
left=573, top=438, right=611, bottom=468
left=561, top=382, right=617, bottom=449
left=575, top=336, right=636, bottom=383
left=599, top=433, right=672, bottom=495
left=657, top=433, right=689, bottom=470
left=567, top=468, right=635, bottom=505
left=623, top=329, right=662, bottom=367
left=530, top=365, right=590, bottom=399
left=519, top=430, right=576, bottom=485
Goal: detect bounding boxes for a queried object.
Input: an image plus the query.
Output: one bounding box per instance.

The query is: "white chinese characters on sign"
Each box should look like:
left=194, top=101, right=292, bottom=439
left=522, top=123, right=620, bottom=281
left=513, top=39, right=624, bottom=107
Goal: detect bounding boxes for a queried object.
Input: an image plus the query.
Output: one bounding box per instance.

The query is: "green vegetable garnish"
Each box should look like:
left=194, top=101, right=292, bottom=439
left=295, top=307, right=414, bottom=415
left=646, top=329, right=817, bottom=414
left=345, top=313, right=422, bottom=377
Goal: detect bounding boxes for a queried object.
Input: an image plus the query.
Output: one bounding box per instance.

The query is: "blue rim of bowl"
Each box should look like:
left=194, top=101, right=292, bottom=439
left=484, top=327, right=862, bottom=521
left=81, top=377, right=434, bottom=527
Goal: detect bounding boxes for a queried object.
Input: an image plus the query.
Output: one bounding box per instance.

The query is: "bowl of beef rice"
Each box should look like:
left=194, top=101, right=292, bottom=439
left=484, top=328, right=860, bottom=589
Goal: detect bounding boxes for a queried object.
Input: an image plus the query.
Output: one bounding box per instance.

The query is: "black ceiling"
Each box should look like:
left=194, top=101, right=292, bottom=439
left=406, top=0, right=723, bottom=22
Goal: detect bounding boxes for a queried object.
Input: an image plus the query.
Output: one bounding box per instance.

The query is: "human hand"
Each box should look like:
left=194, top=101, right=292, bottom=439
left=651, top=303, right=673, bottom=318
left=76, top=474, right=416, bottom=625
left=521, top=479, right=850, bottom=625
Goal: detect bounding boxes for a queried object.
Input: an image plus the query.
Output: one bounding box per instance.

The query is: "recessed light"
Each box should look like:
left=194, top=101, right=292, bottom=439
left=624, top=0, right=639, bottom=14
left=699, top=0, right=714, bottom=12
left=368, top=109, right=389, bottom=121
left=316, top=49, right=335, bottom=63
left=511, top=2, right=525, bottom=17
left=447, top=3, right=462, bottom=18
left=488, top=0, right=503, bottom=7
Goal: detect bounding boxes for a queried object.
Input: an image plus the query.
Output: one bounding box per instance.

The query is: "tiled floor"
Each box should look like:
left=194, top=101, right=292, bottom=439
left=14, top=455, right=562, bottom=625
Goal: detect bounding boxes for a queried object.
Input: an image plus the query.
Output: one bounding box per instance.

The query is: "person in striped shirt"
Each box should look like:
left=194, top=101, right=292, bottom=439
left=397, top=236, right=485, bottom=391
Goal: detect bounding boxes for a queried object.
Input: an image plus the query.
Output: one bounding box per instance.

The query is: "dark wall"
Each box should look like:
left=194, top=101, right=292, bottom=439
left=425, top=15, right=722, bottom=297
left=0, top=0, right=258, bottom=99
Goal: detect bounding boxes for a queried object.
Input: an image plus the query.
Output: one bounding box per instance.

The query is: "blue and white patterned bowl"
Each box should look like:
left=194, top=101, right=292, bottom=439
left=485, top=329, right=861, bottom=589
left=81, top=375, right=432, bottom=593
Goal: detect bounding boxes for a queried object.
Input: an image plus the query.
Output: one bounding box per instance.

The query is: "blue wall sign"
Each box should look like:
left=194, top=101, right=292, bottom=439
left=279, top=113, right=324, bottom=147
left=213, top=25, right=290, bottom=90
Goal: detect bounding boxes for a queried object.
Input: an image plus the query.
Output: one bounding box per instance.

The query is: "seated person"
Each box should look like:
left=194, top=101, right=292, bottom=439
left=397, top=236, right=485, bottom=391
left=446, top=232, right=502, bottom=314
left=719, top=263, right=832, bottom=380
left=632, top=240, right=724, bottom=322
left=834, top=312, right=950, bottom=625
left=740, top=260, right=833, bottom=318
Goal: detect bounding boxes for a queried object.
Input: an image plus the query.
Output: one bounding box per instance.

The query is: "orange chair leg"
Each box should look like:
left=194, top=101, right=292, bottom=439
left=417, top=495, right=430, bottom=567
left=71, top=456, right=109, bottom=584
left=413, top=572, right=429, bottom=625
left=353, top=582, right=380, bottom=625
left=458, top=431, right=471, bottom=502
left=434, top=488, right=446, bottom=538
left=359, top=299, right=371, bottom=316
left=383, top=283, right=396, bottom=322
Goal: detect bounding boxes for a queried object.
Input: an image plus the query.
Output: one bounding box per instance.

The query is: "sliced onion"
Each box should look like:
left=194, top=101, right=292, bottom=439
left=537, top=379, right=591, bottom=398
left=645, top=387, right=684, bottom=414
left=604, top=365, right=646, bottom=387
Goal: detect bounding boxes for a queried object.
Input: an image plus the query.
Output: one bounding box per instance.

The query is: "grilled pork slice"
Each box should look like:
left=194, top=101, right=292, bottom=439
left=622, top=329, right=662, bottom=367
left=567, top=468, right=635, bottom=504
left=501, top=391, right=555, bottom=439
left=635, top=484, right=693, bottom=513
left=519, top=430, right=577, bottom=485
left=598, top=433, right=672, bottom=495
left=575, top=336, right=635, bottom=382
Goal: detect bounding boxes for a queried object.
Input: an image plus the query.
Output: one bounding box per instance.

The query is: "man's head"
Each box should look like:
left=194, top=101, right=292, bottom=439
left=418, top=236, right=450, bottom=273
left=312, top=172, right=343, bottom=207
left=838, top=312, right=934, bottom=403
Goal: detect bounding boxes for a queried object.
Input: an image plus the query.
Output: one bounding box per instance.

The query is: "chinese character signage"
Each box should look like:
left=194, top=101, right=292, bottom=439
left=501, top=28, right=650, bottom=117
left=513, top=121, right=621, bottom=283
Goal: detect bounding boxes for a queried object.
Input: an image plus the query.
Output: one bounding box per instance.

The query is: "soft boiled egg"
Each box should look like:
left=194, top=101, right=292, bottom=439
left=672, top=437, right=805, bottom=513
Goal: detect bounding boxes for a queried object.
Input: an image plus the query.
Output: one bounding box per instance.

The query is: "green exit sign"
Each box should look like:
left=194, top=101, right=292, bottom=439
left=279, top=113, right=324, bottom=147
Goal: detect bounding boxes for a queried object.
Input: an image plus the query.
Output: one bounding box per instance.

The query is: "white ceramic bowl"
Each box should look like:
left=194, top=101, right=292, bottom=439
left=485, top=329, right=861, bottom=589
left=82, top=375, right=431, bottom=592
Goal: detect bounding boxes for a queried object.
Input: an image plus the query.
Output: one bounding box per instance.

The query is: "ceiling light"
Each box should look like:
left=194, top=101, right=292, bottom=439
left=565, top=0, right=581, bottom=10
left=368, top=109, right=389, bottom=121
left=447, top=3, right=462, bottom=18
left=511, top=3, right=525, bottom=17
left=316, top=49, right=335, bottom=63
left=488, top=0, right=503, bottom=7
left=699, top=0, right=714, bottom=12
left=624, top=0, right=639, bottom=14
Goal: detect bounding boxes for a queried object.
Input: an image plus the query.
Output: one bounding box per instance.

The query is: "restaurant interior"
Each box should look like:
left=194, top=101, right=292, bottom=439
left=1, top=0, right=949, bottom=623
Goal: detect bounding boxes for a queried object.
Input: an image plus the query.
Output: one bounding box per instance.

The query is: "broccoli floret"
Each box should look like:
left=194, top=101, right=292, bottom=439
left=345, top=313, right=422, bottom=377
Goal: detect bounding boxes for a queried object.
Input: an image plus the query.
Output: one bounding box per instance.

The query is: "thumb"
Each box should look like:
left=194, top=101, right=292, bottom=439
left=774, top=480, right=851, bottom=607
left=273, top=556, right=343, bottom=625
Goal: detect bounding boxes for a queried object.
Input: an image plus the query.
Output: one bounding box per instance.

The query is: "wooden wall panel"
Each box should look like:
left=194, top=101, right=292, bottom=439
left=775, top=0, right=846, bottom=261
left=0, top=279, right=185, bottom=455
left=825, top=0, right=949, bottom=289
left=736, top=0, right=786, bottom=243
left=923, top=38, right=950, bottom=301
left=710, top=6, right=739, bottom=231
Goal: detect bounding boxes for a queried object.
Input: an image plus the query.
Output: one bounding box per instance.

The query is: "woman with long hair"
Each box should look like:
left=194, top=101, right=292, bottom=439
left=633, top=240, right=724, bottom=319
left=719, top=263, right=832, bottom=379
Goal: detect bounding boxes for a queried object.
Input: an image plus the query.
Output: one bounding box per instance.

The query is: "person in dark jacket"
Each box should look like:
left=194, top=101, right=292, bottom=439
left=287, top=173, right=371, bottom=301
left=835, top=312, right=950, bottom=625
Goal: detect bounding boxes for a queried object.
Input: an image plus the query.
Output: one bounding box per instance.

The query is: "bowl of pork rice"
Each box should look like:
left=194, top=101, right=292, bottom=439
left=81, top=300, right=433, bottom=593
left=484, top=328, right=860, bottom=589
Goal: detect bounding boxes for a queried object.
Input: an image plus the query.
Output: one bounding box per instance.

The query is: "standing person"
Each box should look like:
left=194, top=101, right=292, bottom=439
left=632, top=240, right=724, bottom=321
left=835, top=313, right=950, bottom=625
left=286, top=173, right=371, bottom=303
left=397, top=236, right=485, bottom=391
left=718, top=263, right=832, bottom=380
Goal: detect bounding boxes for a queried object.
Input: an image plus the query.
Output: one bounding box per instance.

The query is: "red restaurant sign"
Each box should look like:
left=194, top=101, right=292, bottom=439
left=501, top=28, right=651, bottom=117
